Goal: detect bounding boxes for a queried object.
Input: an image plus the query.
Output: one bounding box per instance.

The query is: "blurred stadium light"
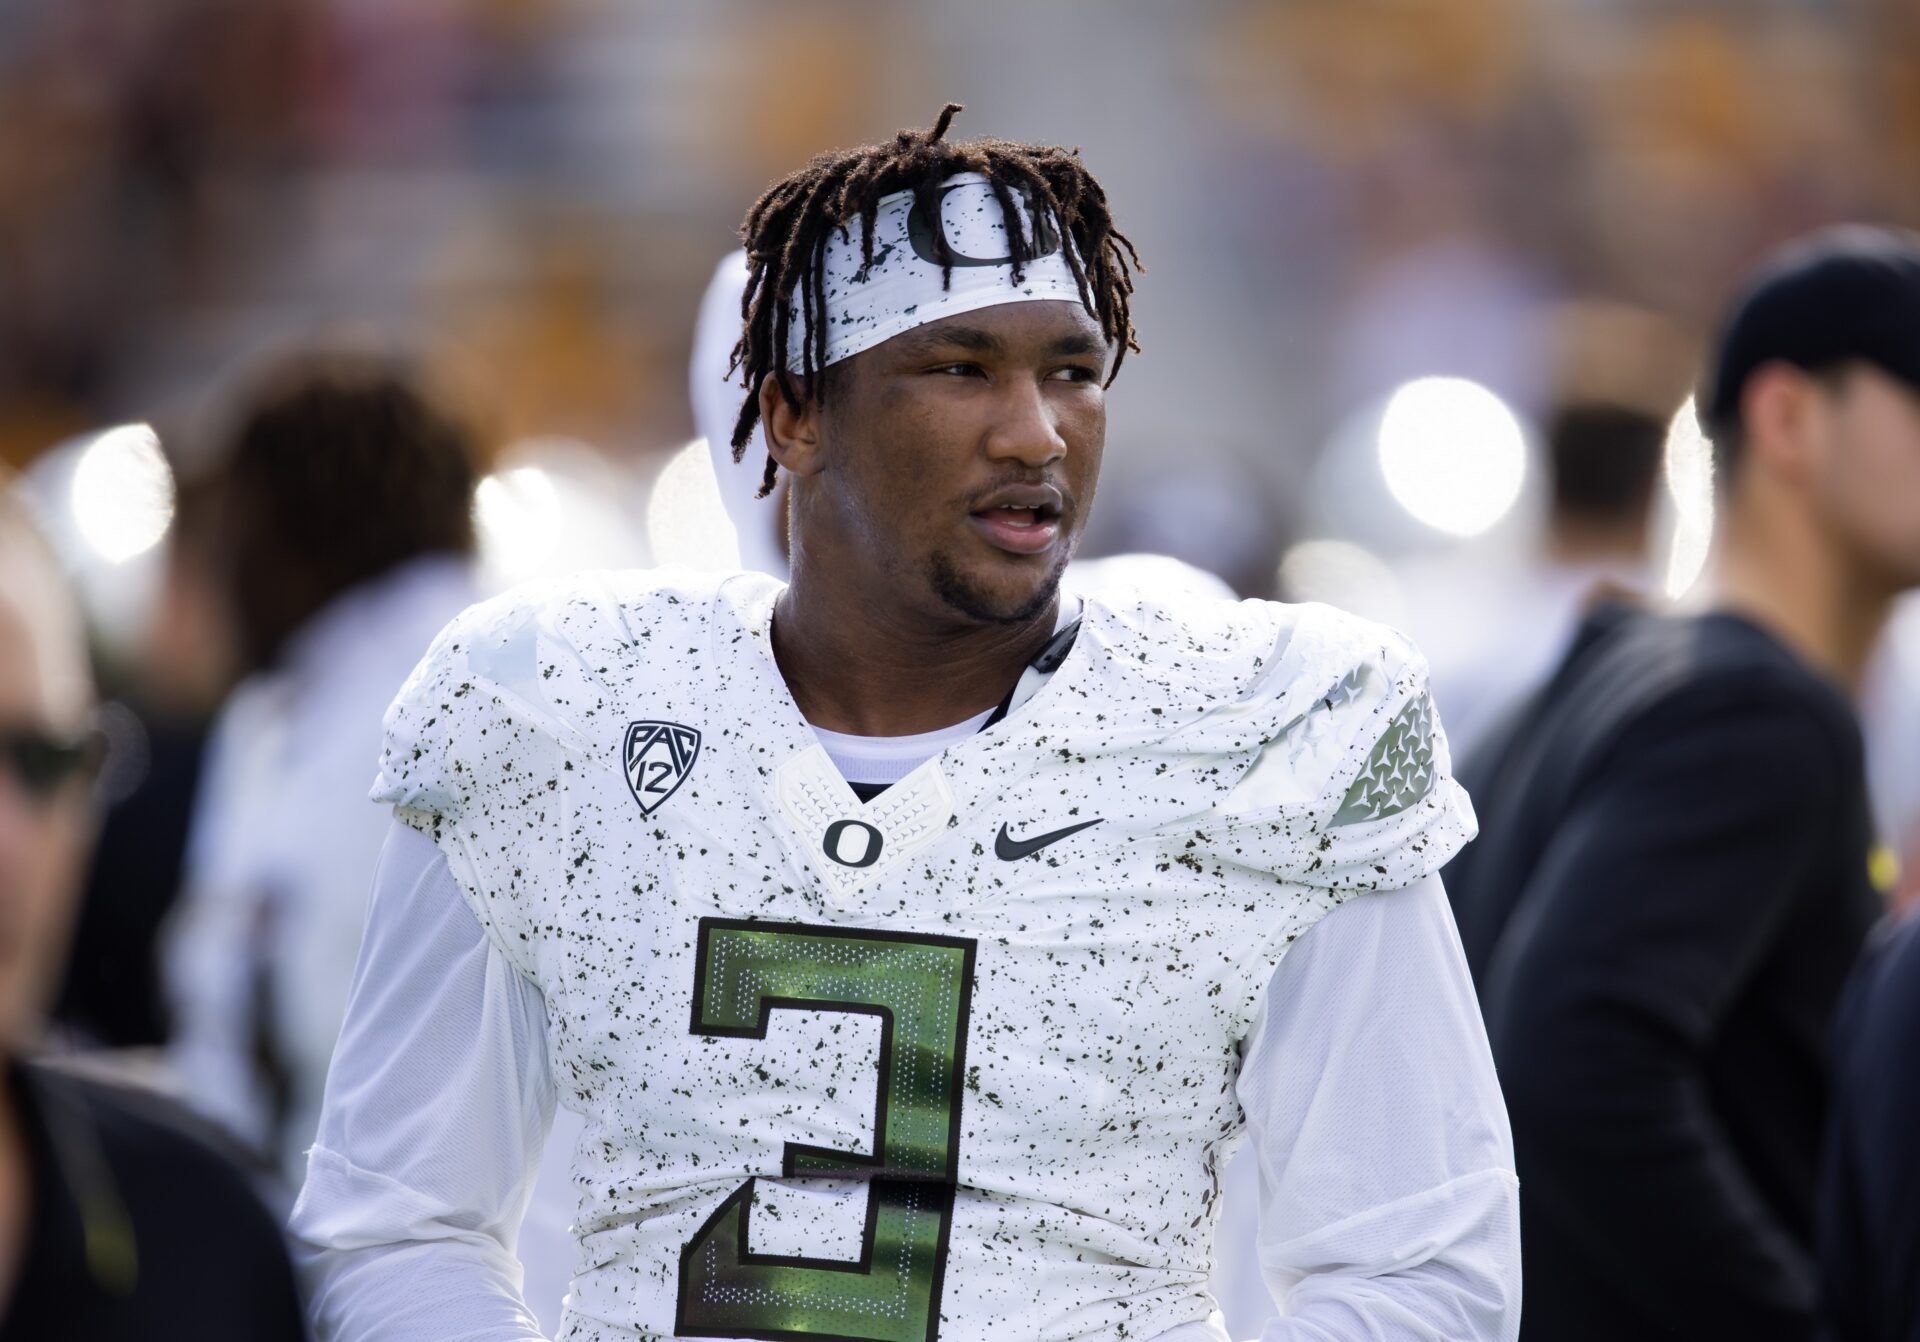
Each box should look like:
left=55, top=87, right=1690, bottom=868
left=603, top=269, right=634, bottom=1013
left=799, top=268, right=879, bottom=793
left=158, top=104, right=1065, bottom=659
left=475, top=438, right=648, bottom=590
left=1306, top=377, right=1543, bottom=562
left=1277, top=538, right=1409, bottom=627
left=1377, top=377, right=1527, bottom=540
left=70, top=424, right=174, bottom=566
left=12, top=425, right=175, bottom=659
left=1662, top=396, right=1715, bottom=600
left=475, top=465, right=564, bottom=580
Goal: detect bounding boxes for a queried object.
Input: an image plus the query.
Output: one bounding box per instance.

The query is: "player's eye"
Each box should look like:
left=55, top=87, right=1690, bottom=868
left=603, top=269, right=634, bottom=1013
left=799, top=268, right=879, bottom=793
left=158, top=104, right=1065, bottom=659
left=1047, top=365, right=1099, bottom=383
left=928, top=362, right=986, bottom=377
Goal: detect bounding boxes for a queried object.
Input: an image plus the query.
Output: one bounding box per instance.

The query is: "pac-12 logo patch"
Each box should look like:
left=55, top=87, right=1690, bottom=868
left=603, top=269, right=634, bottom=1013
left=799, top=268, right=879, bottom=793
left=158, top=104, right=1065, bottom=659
left=623, top=721, right=701, bottom=816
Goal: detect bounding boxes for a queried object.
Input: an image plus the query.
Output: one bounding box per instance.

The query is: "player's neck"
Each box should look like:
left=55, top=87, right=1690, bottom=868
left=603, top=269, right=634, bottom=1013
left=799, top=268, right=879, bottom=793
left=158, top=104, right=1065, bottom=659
left=770, top=578, right=1059, bottom=738
left=1707, top=501, right=1894, bottom=693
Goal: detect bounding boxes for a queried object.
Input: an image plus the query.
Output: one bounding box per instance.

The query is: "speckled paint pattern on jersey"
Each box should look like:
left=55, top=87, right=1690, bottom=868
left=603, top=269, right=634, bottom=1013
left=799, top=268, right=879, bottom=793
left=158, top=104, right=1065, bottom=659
left=371, top=569, right=1477, bottom=1342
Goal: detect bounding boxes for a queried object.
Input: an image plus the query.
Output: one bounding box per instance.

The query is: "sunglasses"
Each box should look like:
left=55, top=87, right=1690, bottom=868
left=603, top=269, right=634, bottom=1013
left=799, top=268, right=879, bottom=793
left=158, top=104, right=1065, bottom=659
left=1, top=727, right=104, bottom=802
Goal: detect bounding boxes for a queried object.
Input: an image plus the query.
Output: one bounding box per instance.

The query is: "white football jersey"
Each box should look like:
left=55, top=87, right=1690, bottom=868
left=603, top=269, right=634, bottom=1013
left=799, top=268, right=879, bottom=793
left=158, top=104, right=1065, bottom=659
left=371, top=568, right=1474, bottom=1342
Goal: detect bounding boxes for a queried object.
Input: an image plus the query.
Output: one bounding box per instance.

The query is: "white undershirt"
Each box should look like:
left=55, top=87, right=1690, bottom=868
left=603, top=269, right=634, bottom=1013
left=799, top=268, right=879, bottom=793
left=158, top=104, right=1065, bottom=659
left=811, top=709, right=996, bottom=788
left=290, top=816, right=1518, bottom=1341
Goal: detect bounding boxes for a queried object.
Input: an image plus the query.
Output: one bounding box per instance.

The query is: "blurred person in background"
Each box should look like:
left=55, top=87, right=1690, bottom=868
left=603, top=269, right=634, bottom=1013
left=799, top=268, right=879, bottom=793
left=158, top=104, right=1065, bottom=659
left=163, top=349, right=586, bottom=1334
left=159, top=344, right=594, bottom=1337
left=53, top=469, right=241, bottom=1053
left=1445, top=226, right=1920, bottom=1341
left=1859, top=593, right=1920, bottom=912
left=0, top=483, right=305, bottom=1339
left=1417, top=399, right=1665, bottom=757
left=1820, top=906, right=1920, bottom=1342
left=163, top=346, right=481, bottom=1188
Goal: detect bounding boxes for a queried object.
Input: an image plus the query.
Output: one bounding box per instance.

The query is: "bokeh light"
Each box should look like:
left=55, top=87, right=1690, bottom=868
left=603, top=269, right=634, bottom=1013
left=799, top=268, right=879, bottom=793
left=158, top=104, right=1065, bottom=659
left=475, top=466, right=565, bottom=581
left=1067, top=553, right=1235, bottom=605
left=474, top=439, right=652, bottom=589
left=1377, top=377, right=1527, bottom=539
left=646, top=439, right=743, bottom=572
left=69, top=424, right=174, bottom=564
left=1277, top=539, right=1409, bottom=626
left=1663, top=396, right=1716, bottom=599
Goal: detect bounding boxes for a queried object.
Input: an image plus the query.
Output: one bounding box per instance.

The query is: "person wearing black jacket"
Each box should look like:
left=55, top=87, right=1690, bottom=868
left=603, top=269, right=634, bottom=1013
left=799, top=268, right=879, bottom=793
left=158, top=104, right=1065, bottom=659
left=1444, top=226, right=1920, bottom=1341
left=0, top=488, right=306, bottom=1340
left=1821, top=910, right=1920, bottom=1342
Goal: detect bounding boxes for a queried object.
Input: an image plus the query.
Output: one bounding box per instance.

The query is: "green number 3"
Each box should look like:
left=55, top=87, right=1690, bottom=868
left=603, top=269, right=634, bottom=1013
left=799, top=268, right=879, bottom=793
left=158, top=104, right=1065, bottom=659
left=677, top=919, right=978, bottom=1342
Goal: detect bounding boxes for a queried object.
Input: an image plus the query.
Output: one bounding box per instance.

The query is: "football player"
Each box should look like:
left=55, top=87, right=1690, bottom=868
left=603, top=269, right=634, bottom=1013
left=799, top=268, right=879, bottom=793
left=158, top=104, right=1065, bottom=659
left=291, top=106, right=1519, bottom=1341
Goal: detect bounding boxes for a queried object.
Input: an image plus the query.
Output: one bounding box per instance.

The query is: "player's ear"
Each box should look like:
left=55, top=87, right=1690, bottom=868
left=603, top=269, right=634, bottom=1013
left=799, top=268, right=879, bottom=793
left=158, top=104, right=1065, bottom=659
left=760, top=373, right=826, bottom=479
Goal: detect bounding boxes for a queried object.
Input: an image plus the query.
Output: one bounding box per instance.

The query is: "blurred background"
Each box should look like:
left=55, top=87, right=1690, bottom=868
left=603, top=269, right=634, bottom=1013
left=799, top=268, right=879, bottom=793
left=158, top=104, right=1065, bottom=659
left=4, top=0, right=1920, bottom=1330
left=11, top=0, right=1920, bottom=650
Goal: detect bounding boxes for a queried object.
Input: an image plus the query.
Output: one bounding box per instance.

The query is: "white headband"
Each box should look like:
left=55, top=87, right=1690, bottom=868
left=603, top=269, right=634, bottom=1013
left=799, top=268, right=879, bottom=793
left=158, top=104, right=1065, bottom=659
left=784, top=172, right=1090, bottom=371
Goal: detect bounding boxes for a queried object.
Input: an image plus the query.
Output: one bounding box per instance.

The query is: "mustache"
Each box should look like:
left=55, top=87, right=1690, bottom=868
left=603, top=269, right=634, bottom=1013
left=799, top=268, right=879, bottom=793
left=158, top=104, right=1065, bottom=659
left=958, top=475, right=1074, bottom=512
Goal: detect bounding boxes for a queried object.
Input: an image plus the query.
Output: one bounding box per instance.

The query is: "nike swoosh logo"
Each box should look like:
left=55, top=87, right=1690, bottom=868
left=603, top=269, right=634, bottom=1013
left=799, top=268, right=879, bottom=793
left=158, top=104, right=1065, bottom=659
left=995, top=818, right=1104, bottom=861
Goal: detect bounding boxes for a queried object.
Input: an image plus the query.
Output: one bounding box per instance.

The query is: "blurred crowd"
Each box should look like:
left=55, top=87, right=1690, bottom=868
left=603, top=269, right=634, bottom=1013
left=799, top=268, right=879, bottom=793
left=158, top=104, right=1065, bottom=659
left=3, top=0, right=1920, bottom=1339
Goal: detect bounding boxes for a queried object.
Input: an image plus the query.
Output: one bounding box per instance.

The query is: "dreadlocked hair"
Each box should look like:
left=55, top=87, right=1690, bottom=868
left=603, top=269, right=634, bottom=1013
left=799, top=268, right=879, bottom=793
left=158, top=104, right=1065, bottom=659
left=727, top=102, right=1142, bottom=497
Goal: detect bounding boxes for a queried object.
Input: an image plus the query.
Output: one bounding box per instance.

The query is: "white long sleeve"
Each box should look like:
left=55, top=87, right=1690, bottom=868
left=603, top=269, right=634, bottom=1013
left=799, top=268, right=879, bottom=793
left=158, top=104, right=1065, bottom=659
left=1236, top=875, right=1520, bottom=1341
left=290, top=821, right=556, bottom=1341
left=292, top=825, right=1516, bottom=1342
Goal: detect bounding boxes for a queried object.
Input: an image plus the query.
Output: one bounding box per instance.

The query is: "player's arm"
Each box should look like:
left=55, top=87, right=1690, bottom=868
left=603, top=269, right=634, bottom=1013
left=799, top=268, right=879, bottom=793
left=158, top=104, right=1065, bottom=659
left=1237, top=873, right=1520, bottom=1341
left=289, top=820, right=554, bottom=1342
left=1484, top=683, right=1844, bottom=1338
left=1208, top=610, right=1516, bottom=1337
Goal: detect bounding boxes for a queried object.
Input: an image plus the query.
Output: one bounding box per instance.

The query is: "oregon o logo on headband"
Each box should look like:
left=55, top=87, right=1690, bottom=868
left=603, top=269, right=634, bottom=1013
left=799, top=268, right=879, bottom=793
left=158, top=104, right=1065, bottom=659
left=787, top=172, right=1088, bottom=370
left=906, top=183, right=1061, bottom=269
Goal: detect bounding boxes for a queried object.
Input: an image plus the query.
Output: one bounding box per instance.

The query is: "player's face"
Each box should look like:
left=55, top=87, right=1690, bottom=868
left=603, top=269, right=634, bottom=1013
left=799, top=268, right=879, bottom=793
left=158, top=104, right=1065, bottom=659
left=816, top=300, right=1108, bottom=624
left=0, top=588, right=92, bottom=1047
left=1809, top=364, right=1920, bottom=591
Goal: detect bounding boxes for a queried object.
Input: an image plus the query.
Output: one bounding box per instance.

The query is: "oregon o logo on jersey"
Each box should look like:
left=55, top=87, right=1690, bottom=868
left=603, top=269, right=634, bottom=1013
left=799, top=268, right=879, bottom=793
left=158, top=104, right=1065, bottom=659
left=821, top=819, right=884, bottom=869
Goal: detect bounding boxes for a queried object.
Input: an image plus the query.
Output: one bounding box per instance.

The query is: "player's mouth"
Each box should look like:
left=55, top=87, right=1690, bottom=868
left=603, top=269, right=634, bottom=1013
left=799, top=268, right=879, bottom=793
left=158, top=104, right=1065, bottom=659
left=967, top=484, right=1064, bottom=556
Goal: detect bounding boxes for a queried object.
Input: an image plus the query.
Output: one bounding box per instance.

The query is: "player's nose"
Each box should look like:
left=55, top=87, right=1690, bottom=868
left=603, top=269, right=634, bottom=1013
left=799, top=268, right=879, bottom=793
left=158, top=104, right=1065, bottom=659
left=982, top=374, right=1067, bottom=469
